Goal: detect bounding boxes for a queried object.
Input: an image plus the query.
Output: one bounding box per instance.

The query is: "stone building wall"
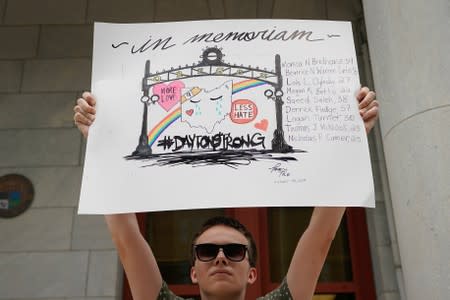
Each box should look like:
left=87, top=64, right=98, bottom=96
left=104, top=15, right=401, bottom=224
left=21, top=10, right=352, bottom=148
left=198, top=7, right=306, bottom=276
left=362, top=0, right=450, bottom=299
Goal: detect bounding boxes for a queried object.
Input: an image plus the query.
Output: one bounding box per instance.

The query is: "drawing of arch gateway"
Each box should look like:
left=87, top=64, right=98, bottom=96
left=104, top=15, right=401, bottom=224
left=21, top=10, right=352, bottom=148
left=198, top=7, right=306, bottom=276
left=127, top=47, right=302, bottom=167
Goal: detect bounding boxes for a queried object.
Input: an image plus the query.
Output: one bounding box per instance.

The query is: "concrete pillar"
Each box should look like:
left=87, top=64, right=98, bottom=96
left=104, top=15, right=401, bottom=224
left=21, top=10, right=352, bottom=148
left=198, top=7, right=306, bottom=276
left=361, top=0, right=450, bottom=299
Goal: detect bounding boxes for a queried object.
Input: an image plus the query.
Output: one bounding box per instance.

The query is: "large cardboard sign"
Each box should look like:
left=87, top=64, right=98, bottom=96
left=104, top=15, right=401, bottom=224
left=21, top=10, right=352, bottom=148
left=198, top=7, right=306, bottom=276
left=79, top=20, right=374, bottom=214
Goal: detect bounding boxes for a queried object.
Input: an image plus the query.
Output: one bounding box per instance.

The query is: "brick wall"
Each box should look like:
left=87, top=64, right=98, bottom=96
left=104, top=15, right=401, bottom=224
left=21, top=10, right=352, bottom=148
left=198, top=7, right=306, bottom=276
left=0, top=1, right=400, bottom=299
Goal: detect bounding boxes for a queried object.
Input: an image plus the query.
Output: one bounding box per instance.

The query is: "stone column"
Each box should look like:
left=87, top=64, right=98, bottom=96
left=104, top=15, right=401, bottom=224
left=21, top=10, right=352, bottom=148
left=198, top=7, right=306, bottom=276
left=361, top=0, right=450, bottom=299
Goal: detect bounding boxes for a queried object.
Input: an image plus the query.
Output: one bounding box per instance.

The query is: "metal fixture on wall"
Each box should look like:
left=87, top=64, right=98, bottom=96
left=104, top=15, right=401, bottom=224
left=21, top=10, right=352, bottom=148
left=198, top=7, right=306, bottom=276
left=0, top=174, right=34, bottom=218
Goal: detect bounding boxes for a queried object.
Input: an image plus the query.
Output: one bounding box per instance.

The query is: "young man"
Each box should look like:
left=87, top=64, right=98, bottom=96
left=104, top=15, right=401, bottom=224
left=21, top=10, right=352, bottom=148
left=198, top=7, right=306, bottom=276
left=74, top=87, right=378, bottom=300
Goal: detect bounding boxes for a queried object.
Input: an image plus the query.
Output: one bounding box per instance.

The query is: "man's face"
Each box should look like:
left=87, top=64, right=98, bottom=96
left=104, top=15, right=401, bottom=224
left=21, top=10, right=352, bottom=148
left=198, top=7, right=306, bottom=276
left=190, top=225, right=257, bottom=298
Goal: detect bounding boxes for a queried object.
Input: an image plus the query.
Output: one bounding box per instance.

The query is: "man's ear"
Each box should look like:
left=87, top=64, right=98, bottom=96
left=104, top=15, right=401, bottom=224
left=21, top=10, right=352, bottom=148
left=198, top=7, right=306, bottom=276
left=190, top=266, right=198, bottom=284
left=247, top=267, right=257, bottom=285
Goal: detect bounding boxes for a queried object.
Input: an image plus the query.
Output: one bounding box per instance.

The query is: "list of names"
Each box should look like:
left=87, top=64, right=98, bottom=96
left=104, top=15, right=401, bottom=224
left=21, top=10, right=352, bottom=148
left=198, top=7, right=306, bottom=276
left=282, top=57, right=364, bottom=145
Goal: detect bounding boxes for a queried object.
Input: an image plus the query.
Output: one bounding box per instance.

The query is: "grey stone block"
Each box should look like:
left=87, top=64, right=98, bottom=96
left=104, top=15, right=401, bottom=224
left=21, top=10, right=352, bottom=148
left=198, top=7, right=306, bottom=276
left=367, top=201, right=391, bottom=246
left=87, top=0, right=155, bottom=22
left=0, top=61, right=22, bottom=93
left=4, top=0, right=86, bottom=25
left=0, top=251, right=88, bottom=298
left=207, top=0, right=225, bottom=18
left=10, top=298, right=64, bottom=300
left=395, top=268, right=407, bottom=300
left=273, top=0, right=327, bottom=19
left=0, top=26, right=39, bottom=59
left=68, top=298, right=115, bottom=300
left=256, top=0, right=274, bottom=18
left=224, top=0, right=257, bottom=18
left=370, top=153, right=384, bottom=180
left=374, top=178, right=385, bottom=203
left=0, top=167, right=83, bottom=207
left=374, top=186, right=385, bottom=204
left=22, top=59, right=91, bottom=92
left=80, top=137, right=87, bottom=165
left=366, top=211, right=383, bottom=297
left=154, top=0, right=210, bottom=21
left=374, top=245, right=399, bottom=292
left=0, top=93, right=76, bottom=129
left=326, top=0, right=362, bottom=21
left=0, top=0, right=5, bottom=23
left=391, top=239, right=402, bottom=267
left=0, top=128, right=81, bottom=167
left=16, top=299, right=65, bottom=300
left=368, top=131, right=378, bottom=158
left=87, top=250, right=120, bottom=297
left=379, top=292, right=401, bottom=300
left=72, top=214, right=115, bottom=250
left=39, top=25, right=94, bottom=58
left=0, top=208, right=73, bottom=251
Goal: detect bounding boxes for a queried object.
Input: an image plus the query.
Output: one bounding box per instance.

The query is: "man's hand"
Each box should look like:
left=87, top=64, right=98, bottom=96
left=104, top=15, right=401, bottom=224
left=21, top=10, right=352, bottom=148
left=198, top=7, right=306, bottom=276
left=357, top=87, right=379, bottom=134
left=73, top=91, right=96, bottom=138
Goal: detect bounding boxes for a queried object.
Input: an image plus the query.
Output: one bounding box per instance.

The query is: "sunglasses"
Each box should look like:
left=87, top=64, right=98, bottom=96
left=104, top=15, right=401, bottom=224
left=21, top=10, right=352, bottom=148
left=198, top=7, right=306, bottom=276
left=194, top=243, right=248, bottom=262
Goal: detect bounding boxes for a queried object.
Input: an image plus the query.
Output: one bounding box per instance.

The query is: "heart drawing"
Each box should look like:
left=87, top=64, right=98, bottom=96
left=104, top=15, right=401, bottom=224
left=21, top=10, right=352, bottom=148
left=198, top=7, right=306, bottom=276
left=254, top=119, right=268, bottom=131
left=152, top=81, right=185, bottom=112
left=186, top=109, right=194, bottom=116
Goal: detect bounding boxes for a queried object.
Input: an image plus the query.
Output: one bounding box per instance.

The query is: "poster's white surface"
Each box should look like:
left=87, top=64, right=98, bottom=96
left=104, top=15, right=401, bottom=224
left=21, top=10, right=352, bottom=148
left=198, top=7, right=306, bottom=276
left=79, top=20, right=374, bottom=214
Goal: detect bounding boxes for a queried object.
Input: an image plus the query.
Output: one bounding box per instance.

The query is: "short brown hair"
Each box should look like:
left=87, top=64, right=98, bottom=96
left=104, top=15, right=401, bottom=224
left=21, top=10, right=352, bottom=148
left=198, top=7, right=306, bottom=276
left=190, top=216, right=257, bottom=267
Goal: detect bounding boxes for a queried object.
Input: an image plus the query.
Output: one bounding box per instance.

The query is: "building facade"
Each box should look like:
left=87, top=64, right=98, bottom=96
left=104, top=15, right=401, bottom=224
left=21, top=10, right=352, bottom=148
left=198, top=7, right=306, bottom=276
left=0, top=0, right=448, bottom=300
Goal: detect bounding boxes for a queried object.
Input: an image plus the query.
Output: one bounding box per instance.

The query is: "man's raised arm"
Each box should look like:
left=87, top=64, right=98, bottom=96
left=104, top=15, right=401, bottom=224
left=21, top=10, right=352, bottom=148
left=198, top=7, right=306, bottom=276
left=104, top=214, right=162, bottom=300
left=74, top=92, right=163, bottom=300
left=286, top=87, right=378, bottom=300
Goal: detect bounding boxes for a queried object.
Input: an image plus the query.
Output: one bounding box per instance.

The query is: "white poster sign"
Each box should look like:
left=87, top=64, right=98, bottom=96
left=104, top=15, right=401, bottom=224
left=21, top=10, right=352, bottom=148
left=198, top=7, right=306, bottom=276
left=79, top=20, right=374, bottom=214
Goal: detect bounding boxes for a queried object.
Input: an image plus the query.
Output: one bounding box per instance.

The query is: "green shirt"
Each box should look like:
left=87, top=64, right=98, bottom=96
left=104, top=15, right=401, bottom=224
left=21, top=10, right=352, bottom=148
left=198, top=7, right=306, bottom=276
left=157, top=277, right=293, bottom=299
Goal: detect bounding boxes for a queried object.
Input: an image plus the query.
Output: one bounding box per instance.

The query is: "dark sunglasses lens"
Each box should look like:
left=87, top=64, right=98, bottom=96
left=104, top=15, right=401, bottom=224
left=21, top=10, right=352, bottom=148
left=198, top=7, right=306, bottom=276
left=195, top=244, right=247, bottom=262
left=196, top=244, right=219, bottom=261
left=223, top=244, right=246, bottom=261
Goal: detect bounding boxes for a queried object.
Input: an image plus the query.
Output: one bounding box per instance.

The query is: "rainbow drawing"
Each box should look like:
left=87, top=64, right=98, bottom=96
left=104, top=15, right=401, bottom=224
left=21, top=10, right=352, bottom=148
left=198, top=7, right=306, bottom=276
left=147, top=108, right=181, bottom=147
left=232, top=79, right=267, bottom=94
left=147, top=79, right=268, bottom=146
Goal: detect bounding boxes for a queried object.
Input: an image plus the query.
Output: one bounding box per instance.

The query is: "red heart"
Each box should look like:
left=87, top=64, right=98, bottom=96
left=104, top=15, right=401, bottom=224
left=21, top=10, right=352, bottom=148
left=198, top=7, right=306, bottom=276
left=186, top=109, right=194, bottom=116
left=254, top=119, right=268, bottom=131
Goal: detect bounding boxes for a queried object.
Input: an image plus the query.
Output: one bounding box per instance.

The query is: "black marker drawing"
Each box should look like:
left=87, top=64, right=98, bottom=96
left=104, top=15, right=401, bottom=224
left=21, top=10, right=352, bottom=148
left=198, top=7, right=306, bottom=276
left=111, top=42, right=129, bottom=48
left=125, top=47, right=306, bottom=167
left=110, top=28, right=342, bottom=54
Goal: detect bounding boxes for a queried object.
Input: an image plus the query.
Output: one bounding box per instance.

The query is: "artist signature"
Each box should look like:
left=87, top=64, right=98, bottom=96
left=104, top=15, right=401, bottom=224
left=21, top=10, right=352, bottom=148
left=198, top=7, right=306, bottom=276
left=269, top=163, right=290, bottom=177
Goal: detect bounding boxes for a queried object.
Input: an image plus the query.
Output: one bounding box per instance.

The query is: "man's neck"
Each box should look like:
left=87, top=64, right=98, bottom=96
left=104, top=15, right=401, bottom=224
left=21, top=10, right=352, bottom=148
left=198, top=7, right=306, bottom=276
left=200, top=290, right=246, bottom=300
